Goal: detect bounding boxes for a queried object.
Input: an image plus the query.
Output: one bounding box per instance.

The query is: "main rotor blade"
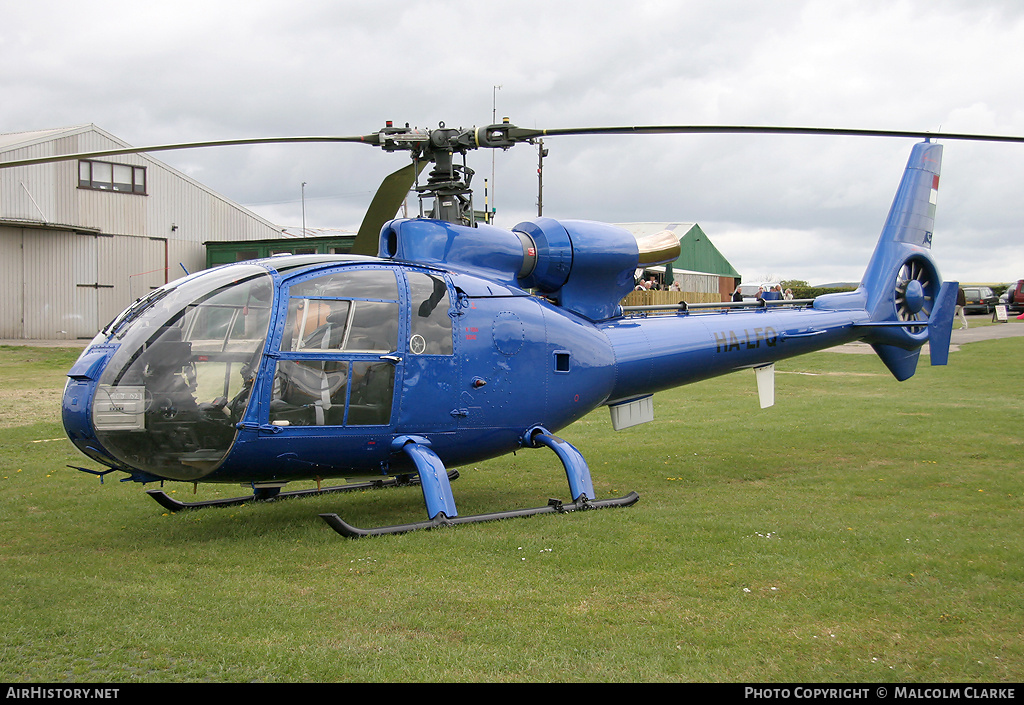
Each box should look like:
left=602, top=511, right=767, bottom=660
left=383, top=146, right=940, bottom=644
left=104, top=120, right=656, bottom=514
left=350, top=161, right=425, bottom=256
left=509, top=124, right=1024, bottom=144
left=0, top=134, right=381, bottom=169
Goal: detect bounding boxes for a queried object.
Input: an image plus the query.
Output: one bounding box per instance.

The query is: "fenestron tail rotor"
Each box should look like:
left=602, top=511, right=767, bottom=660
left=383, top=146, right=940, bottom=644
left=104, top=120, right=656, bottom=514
left=894, top=255, right=939, bottom=332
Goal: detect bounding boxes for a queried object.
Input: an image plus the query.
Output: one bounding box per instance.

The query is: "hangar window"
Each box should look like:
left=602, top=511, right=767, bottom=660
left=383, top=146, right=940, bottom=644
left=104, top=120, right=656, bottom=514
left=78, top=159, right=147, bottom=195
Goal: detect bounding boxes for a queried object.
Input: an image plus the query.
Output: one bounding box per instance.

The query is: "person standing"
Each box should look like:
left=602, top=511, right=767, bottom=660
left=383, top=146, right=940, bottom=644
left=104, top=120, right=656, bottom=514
left=956, top=287, right=968, bottom=329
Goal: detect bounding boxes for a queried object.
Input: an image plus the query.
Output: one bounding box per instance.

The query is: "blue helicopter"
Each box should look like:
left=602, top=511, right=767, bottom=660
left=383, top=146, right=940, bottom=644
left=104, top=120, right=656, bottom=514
left=9, top=121, right=1019, bottom=536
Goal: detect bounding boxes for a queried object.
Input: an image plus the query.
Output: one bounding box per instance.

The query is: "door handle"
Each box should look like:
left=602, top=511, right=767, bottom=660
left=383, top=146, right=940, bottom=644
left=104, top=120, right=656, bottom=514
left=379, top=354, right=402, bottom=364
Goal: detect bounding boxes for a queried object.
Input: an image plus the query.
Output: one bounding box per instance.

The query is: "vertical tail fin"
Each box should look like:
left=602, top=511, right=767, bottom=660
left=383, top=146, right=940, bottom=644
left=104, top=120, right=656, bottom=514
left=816, top=140, right=952, bottom=380
left=860, top=140, right=943, bottom=319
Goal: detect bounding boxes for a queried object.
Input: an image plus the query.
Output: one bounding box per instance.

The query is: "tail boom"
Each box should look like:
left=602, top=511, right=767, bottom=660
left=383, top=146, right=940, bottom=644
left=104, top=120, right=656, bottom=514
left=600, top=305, right=869, bottom=402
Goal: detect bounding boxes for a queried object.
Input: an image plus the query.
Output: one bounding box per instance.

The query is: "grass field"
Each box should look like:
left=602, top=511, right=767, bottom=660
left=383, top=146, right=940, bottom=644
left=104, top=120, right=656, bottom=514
left=0, top=330, right=1021, bottom=683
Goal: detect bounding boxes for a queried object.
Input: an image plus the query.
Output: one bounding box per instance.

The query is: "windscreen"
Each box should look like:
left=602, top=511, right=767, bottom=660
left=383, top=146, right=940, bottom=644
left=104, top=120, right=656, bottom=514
left=92, top=264, right=274, bottom=480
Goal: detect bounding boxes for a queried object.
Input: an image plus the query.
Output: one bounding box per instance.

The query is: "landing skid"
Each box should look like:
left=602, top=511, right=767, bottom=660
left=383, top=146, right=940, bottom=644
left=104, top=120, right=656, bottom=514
left=145, top=471, right=460, bottom=512
left=320, top=491, right=640, bottom=538
left=319, top=430, right=639, bottom=538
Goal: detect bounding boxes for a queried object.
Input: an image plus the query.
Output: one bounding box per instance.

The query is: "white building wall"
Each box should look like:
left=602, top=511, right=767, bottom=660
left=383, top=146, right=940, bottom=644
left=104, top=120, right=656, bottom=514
left=20, top=228, right=89, bottom=338
left=672, top=271, right=720, bottom=295
left=0, top=227, right=168, bottom=339
left=167, top=238, right=205, bottom=282
left=0, top=228, right=26, bottom=338
left=0, top=152, right=66, bottom=226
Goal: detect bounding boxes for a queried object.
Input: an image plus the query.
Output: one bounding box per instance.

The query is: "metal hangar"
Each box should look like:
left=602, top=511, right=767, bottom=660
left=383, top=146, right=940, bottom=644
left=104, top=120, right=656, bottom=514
left=0, top=125, right=285, bottom=339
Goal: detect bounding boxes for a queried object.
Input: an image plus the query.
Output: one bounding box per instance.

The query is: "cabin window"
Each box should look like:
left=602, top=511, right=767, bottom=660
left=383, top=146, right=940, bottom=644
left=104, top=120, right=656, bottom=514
left=406, top=271, right=453, bottom=355
left=270, top=267, right=399, bottom=427
left=280, top=269, right=399, bottom=353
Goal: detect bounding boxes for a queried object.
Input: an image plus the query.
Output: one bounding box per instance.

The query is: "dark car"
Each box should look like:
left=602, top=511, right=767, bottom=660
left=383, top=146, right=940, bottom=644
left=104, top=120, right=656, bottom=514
left=962, top=286, right=998, bottom=314
left=1005, top=280, right=1024, bottom=313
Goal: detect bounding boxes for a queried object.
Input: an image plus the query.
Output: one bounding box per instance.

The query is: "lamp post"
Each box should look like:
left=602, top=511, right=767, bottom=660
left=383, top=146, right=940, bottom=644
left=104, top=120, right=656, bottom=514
left=301, top=181, right=307, bottom=235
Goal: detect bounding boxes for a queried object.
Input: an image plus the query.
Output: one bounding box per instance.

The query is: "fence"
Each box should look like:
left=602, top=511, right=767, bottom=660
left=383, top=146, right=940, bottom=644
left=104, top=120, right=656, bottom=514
left=622, top=289, right=723, bottom=307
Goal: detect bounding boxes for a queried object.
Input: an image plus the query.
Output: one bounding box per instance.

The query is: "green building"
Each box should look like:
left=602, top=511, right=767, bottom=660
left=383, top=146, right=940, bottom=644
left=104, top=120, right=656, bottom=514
left=205, top=228, right=356, bottom=268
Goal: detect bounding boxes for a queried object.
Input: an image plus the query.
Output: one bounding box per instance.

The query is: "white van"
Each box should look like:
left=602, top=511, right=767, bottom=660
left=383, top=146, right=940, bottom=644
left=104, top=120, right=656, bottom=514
left=736, top=281, right=781, bottom=301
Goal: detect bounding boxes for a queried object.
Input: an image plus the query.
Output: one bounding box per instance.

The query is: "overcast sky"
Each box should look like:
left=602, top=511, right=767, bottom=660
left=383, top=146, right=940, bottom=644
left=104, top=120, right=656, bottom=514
left=3, top=0, right=1023, bottom=285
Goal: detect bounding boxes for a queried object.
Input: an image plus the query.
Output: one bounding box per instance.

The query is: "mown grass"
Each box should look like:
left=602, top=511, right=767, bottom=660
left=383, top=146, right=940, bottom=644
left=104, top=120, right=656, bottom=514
left=0, top=337, right=1020, bottom=683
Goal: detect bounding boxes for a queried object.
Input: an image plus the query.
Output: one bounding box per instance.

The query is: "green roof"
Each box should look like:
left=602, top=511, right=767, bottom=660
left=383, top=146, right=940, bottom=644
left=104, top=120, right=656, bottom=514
left=673, top=223, right=740, bottom=278
left=617, top=222, right=740, bottom=278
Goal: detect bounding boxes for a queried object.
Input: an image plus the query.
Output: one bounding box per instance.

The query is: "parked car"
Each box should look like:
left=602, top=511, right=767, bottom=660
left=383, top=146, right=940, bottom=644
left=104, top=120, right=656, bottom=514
left=962, top=286, right=998, bottom=314
left=1005, top=279, right=1024, bottom=313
